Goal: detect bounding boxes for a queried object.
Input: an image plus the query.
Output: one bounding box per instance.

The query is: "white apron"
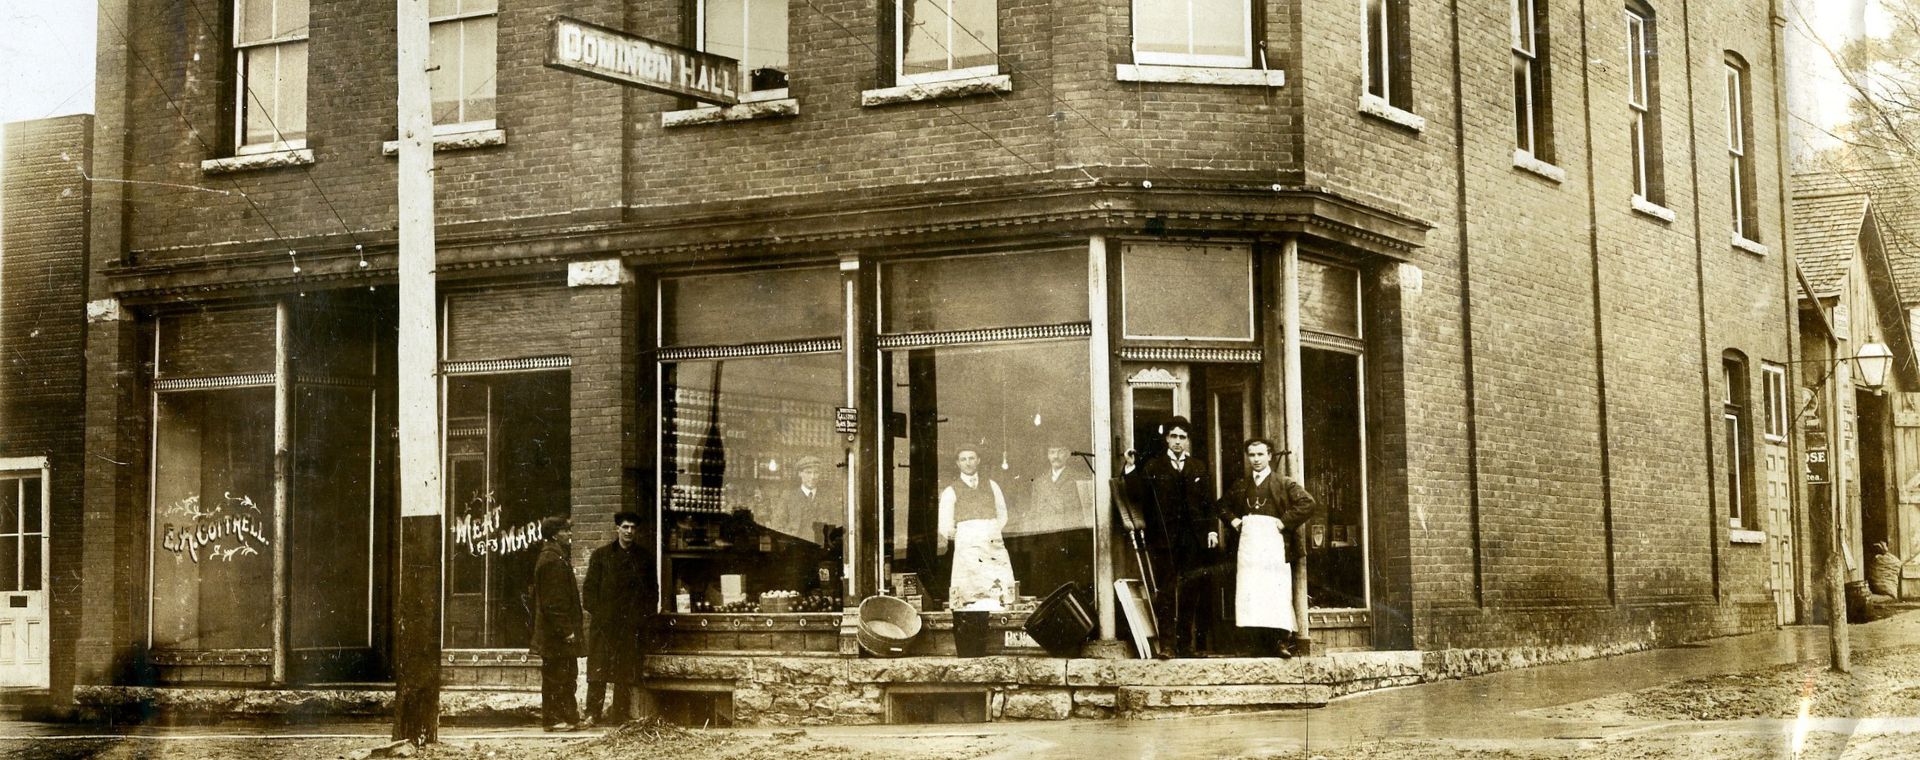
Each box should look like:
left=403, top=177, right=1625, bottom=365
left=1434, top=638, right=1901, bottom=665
left=949, top=519, right=1016, bottom=608
left=1234, top=514, right=1296, bottom=630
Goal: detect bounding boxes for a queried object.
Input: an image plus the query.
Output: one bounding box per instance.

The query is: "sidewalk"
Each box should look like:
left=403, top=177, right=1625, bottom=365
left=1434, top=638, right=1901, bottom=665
left=3, top=613, right=1914, bottom=758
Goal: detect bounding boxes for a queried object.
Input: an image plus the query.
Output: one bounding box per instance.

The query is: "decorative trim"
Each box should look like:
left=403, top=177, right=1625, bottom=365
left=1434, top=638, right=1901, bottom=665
left=1631, top=195, right=1677, bottom=223
left=1118, top=346, right=1263, bottom=363
left=154, top=373, right=277, bottom=391
left=1729, top=528, right=1766, bottom=545
left=876, top=323, right=1092, bottom=349
left=1115, top=64, right=1285, bottom=88
left=442, top=355, right=574, bottom=375
left=1359, top=94, right=1426, bottom=133
left=861, top=74, right=1012, bottom=107
left=146, top=648, right=272, bottom=666
left=567, top=258, right=631, bottom=287
left=442, top=649, right=538, bottom=665
left=380, top=128, right=508, bottom=156
left=1512, top=150, right=1567, bottom=183
left=657, top=339, right=842, bottom=361
left=87, top=298, right=126, bottom=323
left=1732, top=235, right=1769, bottom=257
left=293, top=372, right=375, bottom=388
left=200, top=149, right=315, bottom=175
left=662, top=98, right=800, bottom=128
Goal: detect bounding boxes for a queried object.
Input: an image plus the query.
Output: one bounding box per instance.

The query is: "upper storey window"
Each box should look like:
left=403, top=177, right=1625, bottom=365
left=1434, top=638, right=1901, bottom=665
left=1726, top=56, right=1758, bottom=241
left=1512, top=0, right=1552, bottom=159
left=429, top=0, right=498, bottom=131
left=701, top=0, right=790, bottom=97
left=1132, top=0, right=1253, bottom=68
left=898, top=0, right=998, bottom=84
left=234, top=0, right=309, bottom=153
left=1625, top=4, right=1664, bottom=205
left=1364, top=0, right=1410, bottom=109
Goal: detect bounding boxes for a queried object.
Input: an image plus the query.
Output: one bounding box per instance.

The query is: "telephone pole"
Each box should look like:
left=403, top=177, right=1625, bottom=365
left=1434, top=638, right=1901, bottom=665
left=393, top=0, right=444, bottom=742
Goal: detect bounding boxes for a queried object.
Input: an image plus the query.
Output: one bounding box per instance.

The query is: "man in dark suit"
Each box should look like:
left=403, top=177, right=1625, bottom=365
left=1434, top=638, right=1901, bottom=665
left=1123, top=416, right=1215, bottom=657
left=583, top=511, right=648, bottom=726
left=530, top=516, right=583, bottom=731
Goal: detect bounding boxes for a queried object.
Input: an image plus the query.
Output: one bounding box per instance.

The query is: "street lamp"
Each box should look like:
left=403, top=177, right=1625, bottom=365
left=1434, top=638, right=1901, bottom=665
left=1854, top=341, right=1893, bottom=393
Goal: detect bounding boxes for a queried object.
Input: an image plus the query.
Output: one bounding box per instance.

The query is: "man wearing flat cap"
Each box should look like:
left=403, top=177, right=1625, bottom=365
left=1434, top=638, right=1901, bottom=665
left=1123, top=416, right=1215, bottom=658
left=758, top=455, right=839, bottom=593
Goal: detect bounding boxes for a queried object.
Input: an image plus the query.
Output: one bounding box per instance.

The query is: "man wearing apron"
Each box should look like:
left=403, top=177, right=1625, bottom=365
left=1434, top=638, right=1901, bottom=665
left=1218, top=438, right=1319, bottom=657
left=938, top=447, right=1016, bottom=609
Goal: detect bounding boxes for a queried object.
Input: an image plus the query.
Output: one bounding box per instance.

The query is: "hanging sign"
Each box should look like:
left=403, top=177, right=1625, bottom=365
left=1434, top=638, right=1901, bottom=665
left=545, top=16, right=740, bottom=106
left=836, top=407, right=859, bottom=435
left=1807, top=445, right=1829, bottom=485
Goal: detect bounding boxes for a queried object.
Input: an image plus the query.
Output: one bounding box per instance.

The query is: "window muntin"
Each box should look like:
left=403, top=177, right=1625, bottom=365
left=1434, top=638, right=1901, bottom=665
left=1762, top=362, right=1788, bottom=441
left=150, top=388, right=277, bottom=650
left=701, top=0, right=789, bottom=97
left=444, top=372, right=572, bottom=648
left=1726, top=59, right=1757, bottom=241
left=660, top=354, right=846, bottom=612
left=662, top=268, right=842, bottom=347
left=0, top=476, right=44, bottom=594
left=1121, top=242, right=1254, bottom=341
left=1512, top=0, right=1550, bottom=158
left=1132, top=0, right=1253, bottom=68
left=883, top=340, right=1093, bottom=611
left=899, top=0, right=998, bottom=84
left=428, top=0, right=498, bottom=130
left=882, top=250, right=1087, bottom=335
left=1625, top=7, right=1662, bottom=203
left=234, top=0, right=309, bottom=153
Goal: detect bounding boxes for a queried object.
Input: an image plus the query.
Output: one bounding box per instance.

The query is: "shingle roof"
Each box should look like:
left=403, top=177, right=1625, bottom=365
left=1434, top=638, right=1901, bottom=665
left=1795, top=164, right=1920, bottom=305
left=1790, top=190, right=1868, bottom=297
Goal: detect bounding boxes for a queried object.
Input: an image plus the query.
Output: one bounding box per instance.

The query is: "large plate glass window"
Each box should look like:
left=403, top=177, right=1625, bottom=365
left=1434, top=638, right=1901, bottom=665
left=1298, top=260, right=1368, bottom=610
left=659, top=268, right=845, bottom=613
left=881, top=250, right=1094, bottom=612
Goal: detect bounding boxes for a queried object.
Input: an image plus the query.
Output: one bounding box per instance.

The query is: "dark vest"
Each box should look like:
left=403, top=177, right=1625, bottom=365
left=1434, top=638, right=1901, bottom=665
left=950, top=478, right=997, bottom=522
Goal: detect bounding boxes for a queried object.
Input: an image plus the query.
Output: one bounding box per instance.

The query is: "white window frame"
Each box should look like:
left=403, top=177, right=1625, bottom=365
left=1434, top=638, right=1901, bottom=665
left=0, top=459, right=49, bottom=597
left=698, top=0, right=791, bottom=102
left=1365, top=0, right=1394, bottom=103
left=1726, top=61, right=1753, bottom=240
left=428, top=0, right=498, bottom=134
left=233, top=0, right=309, bottom=155
left=1131, top=0, right=1255, bottom=69
left=1512, top=0, right=1541, bottom=155
left=1625, top=9, right=1653, bottom=201
left=1761, top=362, right=1788, bottom=442
left=896, top=0, right=1000, bottom=85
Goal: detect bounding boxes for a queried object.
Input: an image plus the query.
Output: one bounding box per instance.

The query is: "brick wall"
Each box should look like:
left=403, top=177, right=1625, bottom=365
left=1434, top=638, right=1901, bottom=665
left=1, top=115, right=93, bottom=701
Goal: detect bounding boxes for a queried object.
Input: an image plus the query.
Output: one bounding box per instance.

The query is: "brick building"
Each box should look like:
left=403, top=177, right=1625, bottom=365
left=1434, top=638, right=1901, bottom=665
left=2, top=0, right=1803, bottom=722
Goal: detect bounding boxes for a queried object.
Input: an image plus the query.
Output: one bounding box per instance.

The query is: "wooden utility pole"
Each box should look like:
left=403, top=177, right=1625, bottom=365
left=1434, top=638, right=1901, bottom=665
left=392, top=0, right=444, bottom=742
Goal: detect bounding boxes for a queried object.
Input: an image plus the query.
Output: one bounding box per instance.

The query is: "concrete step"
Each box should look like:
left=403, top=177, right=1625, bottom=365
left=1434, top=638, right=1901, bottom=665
left=1116, top=683, right=1331, bottom=719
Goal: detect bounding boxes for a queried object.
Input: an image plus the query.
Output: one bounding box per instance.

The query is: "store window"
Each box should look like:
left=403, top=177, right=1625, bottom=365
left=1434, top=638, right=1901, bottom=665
left=1122, top=242, right=1253, bottom=341
left=1132, top=0, right=1252, bottom=68
left=234, top=0, right=309, bottom=153
left=700, top=0, right=789, bottom=97
left=659, top=268, right=844, bottom=613
left=1299, top=260, right=1366, bottom=610
left=151, top=387, right=277, bottom=650
left=898, top=0, right=997, bottom=84
left=429, top=0, right=497, bottom=130
left=881, top=251, right=1093, bottom=612
left=444, top=372, right=571, bottom=648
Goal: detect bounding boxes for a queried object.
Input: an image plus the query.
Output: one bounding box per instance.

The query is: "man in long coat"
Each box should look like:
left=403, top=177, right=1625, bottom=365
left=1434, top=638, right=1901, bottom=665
left=529, top=516, right=583, bottom=731
left=1123, top=416, right=1215, bottom=657
left=1219, top=438, right=1319, bottom=657
left=583, top=511, right=649, bottom=725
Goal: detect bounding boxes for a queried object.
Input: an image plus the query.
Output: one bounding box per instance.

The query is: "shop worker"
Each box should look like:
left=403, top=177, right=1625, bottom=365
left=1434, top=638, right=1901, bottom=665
left=583, top=511, right=648, bottom=726
left=764, top=455, right=837, bottom=592
left=938, top=446, right=1017, bottom=609
left=530, top=515, right=584, bottom=731
left=1123, top=416, right=1214, bottom=658
left=1219, top=438, right=1319, bottom=658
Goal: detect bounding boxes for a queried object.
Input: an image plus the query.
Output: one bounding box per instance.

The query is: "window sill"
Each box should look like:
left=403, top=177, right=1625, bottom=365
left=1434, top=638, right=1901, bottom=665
left=381, top=127, right=507, bottom=156
left=1631, top=195, right=1676, bottom=224
left=1359, top=94, right=1424, bottom=133
left=1732, top=235, right=1769, bottom=256
left=1115, top=64, right=1285, bottom=87
left=1730, top=529, right=1766, bottom=545
left=200, top=148, right=315, bottom=175
left=1512, top=149, right=1566, bottom=183
left=862, top=74, right=1012, bottom=107
left=662, top=97, right=800, bottom=128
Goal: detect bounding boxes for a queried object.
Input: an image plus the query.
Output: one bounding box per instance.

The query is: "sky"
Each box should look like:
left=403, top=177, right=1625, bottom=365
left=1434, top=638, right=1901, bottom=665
left=0, top=1, right=1887, bottom=175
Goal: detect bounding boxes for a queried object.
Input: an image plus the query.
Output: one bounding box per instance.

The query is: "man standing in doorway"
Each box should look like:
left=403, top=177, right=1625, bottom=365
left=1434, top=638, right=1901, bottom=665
left=1124, top=416, right=1215, bottom=657
left=583, top=511, right=648, bottom=726
left=1219, top=438, right=1318, bottom=657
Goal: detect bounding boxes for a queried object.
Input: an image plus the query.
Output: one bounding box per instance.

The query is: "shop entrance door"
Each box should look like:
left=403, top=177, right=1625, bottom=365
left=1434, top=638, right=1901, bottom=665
left=0, top=470, right=48, bottom=689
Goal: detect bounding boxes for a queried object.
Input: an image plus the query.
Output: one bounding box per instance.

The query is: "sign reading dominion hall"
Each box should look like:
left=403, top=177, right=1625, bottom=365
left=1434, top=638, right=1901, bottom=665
left=545, top=15, right=741, bottom=106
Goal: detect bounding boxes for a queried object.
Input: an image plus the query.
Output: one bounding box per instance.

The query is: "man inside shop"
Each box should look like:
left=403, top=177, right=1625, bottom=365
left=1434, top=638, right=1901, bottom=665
left=1124, top=416, right=1216, bottom=658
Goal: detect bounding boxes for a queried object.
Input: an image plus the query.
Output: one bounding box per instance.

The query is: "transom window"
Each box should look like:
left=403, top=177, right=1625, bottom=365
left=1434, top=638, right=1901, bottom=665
left=1132, top=0, right=1253, bottom=68
left=233, top=0, right=309, bottom=153
left=701, top=0, right=790, bottom=96
left=428, top=0, right=498, bottom=130
left=898, top=0, right=998, bottom=84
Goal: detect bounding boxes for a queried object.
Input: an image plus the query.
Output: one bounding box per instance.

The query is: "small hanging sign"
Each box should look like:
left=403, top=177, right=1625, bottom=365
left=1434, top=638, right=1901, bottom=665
left=835, top=407, right=859, bottom=435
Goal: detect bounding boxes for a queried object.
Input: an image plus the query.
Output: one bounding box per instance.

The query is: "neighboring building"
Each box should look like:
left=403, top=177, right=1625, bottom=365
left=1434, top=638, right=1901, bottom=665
left=1792, top=170, right=1920, bottom=605
left=21, top=0, right=1800, bottom=722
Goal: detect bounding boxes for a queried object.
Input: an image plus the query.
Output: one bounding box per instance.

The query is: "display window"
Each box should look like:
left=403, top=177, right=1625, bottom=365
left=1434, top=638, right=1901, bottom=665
left=443, top=371, right=572, bottom=648
left=150, top=387, right=276, bottom=650
left=882, top=249, right=1087, bottom=334
left=1297, top=260, right=1368, bottom=611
